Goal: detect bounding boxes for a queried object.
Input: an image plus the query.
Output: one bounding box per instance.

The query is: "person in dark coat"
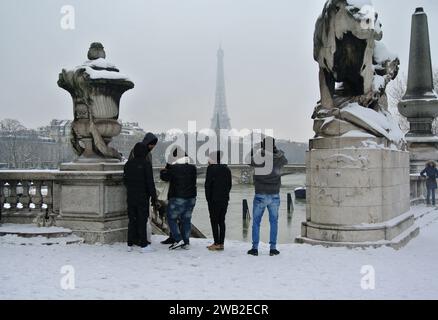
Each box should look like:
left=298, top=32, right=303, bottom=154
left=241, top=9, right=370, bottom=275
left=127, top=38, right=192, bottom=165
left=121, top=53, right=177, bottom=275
left=123, top=143, right=157, bottom=253
left=128, top=132, right=158, bottom=162
left=160, top=147, right=197, bottom=250
left=205, top=151, right=232, bottom=251
left=421, top=160, right=438, bottom=206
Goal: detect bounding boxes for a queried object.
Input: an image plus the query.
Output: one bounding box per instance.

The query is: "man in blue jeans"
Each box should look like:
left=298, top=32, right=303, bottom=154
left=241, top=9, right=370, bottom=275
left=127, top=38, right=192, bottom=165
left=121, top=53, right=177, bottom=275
left=247, top=137, right=287, bottom=256
left=160, top=147, right=197, bottom=250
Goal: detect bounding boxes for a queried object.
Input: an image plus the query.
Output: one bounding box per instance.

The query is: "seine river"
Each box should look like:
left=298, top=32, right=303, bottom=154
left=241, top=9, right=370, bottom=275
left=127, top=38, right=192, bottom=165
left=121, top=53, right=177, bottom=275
left=158, top=174, right=306, bottom=245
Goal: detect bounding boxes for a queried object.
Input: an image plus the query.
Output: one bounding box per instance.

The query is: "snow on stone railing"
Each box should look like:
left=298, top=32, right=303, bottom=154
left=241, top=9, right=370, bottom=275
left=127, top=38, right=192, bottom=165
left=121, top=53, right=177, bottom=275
left=0, top=170, right=59, bottom=224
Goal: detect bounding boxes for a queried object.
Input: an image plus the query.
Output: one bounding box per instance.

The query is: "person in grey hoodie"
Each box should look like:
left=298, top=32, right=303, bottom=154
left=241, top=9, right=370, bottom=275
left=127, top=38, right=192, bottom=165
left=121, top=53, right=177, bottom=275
left=247, top=137, right=287, bottom=257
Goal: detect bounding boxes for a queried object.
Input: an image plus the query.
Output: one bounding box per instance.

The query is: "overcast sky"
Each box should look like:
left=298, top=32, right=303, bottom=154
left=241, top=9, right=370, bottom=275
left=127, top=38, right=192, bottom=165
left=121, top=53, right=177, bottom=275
left=1, top=0, right=437, bottom=142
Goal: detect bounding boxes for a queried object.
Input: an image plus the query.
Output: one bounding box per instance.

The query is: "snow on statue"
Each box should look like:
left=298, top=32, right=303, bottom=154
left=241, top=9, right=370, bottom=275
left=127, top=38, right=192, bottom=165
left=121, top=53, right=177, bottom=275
left=312, top=0, right=405, bottom=149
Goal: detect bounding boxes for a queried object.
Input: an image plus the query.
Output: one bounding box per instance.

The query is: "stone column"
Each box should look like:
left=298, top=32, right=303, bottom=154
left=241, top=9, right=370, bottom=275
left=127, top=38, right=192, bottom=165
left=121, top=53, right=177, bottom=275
left=398, top=8, right=438, bottom=173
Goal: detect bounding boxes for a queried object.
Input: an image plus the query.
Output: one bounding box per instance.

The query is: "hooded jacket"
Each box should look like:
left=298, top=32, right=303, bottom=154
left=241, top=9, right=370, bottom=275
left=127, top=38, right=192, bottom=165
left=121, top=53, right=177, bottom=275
left=123, top=143, right=157, bottom=206
left=250, top=148, right=288, bottom=195
left=160, top=157, right=197, bottom=199
left=128, top=132, right=158, bottom=163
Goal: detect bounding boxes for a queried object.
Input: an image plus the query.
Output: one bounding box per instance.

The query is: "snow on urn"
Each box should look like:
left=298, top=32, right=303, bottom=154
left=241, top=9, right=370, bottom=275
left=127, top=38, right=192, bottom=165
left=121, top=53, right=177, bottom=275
left=58, top=43, right=134, bottom=162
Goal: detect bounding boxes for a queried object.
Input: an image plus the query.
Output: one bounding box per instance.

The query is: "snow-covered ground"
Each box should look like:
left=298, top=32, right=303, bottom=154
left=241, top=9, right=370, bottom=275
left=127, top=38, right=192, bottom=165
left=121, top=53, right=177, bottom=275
left=1, top=206, right=438, bottom=300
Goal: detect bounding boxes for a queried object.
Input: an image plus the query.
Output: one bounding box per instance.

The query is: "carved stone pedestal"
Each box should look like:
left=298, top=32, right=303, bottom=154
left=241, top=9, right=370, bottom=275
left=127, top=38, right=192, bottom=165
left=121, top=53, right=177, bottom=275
left=296, top=139, right=419, bottom=249
left=56, top=163, right=128, bottom=244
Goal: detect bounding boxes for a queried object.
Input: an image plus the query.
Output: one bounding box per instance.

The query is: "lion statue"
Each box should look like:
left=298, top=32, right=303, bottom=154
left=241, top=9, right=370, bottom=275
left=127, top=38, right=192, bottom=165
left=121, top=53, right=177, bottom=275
left=312, top=0, right=403, bottom=148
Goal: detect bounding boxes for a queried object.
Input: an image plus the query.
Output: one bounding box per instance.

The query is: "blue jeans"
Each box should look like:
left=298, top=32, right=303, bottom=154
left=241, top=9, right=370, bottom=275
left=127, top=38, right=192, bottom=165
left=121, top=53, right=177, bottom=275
left=252, top=194, right=280, bottom=250
left=427, top=187, right=436, bottom=205
left=167, top=198, right=196, bottom=244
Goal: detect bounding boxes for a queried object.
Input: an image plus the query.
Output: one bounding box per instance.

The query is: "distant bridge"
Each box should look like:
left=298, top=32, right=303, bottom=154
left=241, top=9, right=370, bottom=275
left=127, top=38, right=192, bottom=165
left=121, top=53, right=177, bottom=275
left=153, top=164, right=306, bottom=184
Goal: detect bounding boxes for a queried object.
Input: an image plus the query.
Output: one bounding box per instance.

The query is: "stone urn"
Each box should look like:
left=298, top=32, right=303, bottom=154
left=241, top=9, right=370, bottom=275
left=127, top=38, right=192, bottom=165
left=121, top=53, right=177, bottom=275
left=58, top=42, right=134, bottom=163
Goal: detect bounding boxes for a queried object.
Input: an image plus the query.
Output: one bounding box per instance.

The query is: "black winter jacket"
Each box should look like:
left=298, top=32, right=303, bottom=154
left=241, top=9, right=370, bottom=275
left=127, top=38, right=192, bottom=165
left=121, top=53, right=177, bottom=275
left=160, top=158, right=197, bottom=199
left=205, top=164, right=232, bottom=204
left=123, top=158, right=157, bottom=206
left=421, top=165, right=438, bottom=189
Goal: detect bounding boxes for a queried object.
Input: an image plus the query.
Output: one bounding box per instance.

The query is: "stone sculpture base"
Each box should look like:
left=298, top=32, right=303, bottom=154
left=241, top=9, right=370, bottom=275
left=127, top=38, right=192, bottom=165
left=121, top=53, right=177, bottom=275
left=296, top=138, right=419, bottom=249
left=56, top=163, right=128, bottom=244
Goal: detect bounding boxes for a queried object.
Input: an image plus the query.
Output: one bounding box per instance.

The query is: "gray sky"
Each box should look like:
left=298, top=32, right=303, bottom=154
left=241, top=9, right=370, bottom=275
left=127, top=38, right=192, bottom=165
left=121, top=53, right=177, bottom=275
left=1, top=0, right=437, bottom=142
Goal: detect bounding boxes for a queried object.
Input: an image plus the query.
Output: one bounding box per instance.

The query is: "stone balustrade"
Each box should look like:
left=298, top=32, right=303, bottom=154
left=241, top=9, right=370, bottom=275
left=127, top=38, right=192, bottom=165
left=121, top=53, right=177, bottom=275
left=410, top=174, right=427, bottom=205
left=0, top=171, right=59, bottom=224
left=0, top=169, right=428, bottom=242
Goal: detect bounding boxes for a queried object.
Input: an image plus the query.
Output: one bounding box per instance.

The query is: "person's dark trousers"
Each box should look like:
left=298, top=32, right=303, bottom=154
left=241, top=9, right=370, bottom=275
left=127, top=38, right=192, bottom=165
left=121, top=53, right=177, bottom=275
left=208, top=202, right=228, bottom=245
left=427, top=187, right=436, bottom=205
left=128, top=204, right=149, bottom=248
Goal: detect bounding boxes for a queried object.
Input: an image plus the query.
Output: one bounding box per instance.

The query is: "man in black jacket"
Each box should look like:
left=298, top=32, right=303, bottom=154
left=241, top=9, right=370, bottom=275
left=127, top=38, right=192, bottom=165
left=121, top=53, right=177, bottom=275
left=128, top=132, right=158, bottom=162
left=123, top=143, right=157, bottom=253
left=205, top=151, right=232, bottom=251
left=160, top=148, right=197, bottom=250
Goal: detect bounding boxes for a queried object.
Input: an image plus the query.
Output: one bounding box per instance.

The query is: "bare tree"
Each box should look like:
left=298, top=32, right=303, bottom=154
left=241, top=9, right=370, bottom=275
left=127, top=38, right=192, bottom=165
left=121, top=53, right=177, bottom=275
left=0, top=119, right=26, bottom=168
left=388, top=68, right=438, bottom=134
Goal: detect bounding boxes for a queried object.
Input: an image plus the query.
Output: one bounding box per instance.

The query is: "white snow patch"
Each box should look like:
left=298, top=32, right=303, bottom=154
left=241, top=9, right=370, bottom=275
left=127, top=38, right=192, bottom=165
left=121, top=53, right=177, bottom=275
left=341, top=103, right=405, bottom=145
left=342, top=130, right=375, bottom=138
left=82, top=58, right=117, bottom=70
left=346, top=0, right=372, bottom=8
left=0, top=224, right=70, bottom=234
left=1, top=207, right=438, bottom=299
left=373, top=75, right=385, bottom=92
left=361, top=140, right=385, bottom=149
left=82, top=66, right=129, bottom=81
left=374, top=41, right=398, bottom=64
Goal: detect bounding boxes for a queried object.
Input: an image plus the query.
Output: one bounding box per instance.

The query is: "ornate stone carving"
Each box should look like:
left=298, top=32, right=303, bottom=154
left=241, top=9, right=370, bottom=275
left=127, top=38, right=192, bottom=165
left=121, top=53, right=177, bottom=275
left=58, top=43, right=134, bottom=162
left=312, top=0, right=404, bottom=149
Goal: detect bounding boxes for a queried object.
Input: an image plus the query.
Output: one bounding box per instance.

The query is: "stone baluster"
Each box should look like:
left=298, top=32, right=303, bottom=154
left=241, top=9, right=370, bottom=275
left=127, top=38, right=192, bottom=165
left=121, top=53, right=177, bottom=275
left=0, top=181, right=4, bottom=222
left=0, top=181, right=4, bottom=206
left=19, top=181, right=31, bottom=210
left=31, top=181, right=43, bottom=211
left=6, top=181, right=18, bottom=210
left=44, top=181, right=54, bottom=213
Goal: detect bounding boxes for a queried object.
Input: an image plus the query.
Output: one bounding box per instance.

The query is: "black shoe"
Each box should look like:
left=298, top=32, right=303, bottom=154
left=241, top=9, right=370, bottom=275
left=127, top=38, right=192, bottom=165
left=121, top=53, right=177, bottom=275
left=169, top=241, right=184, bottom=250
left=270, top=249, right=280, bottom=256
left=161, top=237, right=175, bottom=245
left=247, top=249, right=258, bottom=256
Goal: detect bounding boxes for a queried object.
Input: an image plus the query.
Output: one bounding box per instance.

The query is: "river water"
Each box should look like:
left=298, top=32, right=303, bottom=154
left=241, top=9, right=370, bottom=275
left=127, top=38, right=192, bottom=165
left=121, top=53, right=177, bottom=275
left=158, top=174, right=306, bottom=245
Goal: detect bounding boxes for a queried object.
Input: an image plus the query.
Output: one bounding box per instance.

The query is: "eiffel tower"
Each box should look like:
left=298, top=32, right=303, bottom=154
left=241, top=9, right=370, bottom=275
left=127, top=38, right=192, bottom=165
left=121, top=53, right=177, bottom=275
left=211, top=46, right=232, bottom=131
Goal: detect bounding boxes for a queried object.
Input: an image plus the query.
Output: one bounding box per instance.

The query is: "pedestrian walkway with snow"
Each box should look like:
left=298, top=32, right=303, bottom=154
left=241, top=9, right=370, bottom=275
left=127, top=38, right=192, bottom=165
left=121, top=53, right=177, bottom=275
left=1, top=205, right=438, bottom=300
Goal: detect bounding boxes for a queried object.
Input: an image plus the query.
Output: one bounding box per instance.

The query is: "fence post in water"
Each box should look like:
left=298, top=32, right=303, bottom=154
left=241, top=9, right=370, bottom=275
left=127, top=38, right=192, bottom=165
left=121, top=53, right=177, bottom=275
left=287, top=193, right=294, bottom=214
left=242, top=199, right=250, bottom=220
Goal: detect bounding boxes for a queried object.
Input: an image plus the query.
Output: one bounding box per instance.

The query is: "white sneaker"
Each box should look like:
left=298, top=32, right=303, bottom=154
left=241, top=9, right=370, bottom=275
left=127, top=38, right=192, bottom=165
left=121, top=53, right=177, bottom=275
left=141, top=246, right=155, bottom=253
left=181, top=244, right=190, bottom=250
left=169, top=241, right=184, bottom=250
left=127, top=246, right=134, bottom=252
